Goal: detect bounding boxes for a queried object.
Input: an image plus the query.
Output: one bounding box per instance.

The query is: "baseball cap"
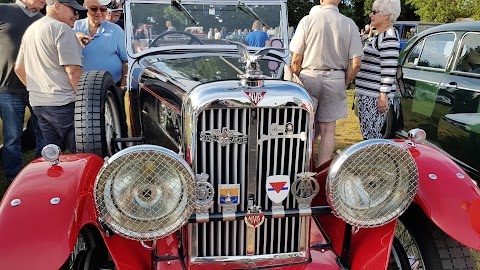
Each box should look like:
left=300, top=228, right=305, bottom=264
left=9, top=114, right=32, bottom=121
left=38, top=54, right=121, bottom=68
left=58, top=0, right=87, bottom=11
left=107, top=0, right=123, bottom=12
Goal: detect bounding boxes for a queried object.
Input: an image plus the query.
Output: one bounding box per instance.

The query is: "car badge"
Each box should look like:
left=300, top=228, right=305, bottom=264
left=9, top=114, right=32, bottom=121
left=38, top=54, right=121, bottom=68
left=291, top=172, right=319, bottom=208
left=194, top=173, right=214, bottom=214
left=245, top=210, right=265, bottom=228
left=269, top=122, right=294, bottom=136
left=266, top=175, right=290, bottom=204
left=200, top=127, right=248, bottom=146
left=243, top=90, right=267, bottom=106
left=218, top=184, right=240, bottom=206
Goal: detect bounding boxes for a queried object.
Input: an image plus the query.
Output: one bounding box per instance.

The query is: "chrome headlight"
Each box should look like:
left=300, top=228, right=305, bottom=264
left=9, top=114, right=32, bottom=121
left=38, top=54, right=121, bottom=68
left=327, top=139, right=418, bottom=228
left=95, top=145, right=195, bottom=241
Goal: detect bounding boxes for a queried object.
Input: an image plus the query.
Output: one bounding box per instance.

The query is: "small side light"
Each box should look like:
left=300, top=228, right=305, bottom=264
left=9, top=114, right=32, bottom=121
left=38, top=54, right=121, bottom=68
left=41, top=144, right=61, bottom=166
left=407, top=128, right=426, bottom=143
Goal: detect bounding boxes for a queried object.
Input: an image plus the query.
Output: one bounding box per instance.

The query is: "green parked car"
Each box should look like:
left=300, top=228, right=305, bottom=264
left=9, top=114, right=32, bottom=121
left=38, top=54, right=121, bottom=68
left=395, top=21, right=480, bottom=180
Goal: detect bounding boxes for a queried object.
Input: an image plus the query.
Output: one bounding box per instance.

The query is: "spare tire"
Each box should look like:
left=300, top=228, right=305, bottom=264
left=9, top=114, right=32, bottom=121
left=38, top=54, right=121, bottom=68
left=75, top=70, right=126, bottom=157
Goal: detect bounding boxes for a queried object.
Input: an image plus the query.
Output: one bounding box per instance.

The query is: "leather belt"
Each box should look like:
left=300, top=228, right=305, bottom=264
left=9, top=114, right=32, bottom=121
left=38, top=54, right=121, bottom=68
left=303, top=68, right=344, bottom=72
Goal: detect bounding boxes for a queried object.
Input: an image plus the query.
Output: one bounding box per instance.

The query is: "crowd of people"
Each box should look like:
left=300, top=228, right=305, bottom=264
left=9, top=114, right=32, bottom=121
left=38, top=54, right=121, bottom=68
left=0, top=0, right=401, bottom=184
left=289, top=0, right=400, bottom=165
left=1, top=0, right=127, bottom=185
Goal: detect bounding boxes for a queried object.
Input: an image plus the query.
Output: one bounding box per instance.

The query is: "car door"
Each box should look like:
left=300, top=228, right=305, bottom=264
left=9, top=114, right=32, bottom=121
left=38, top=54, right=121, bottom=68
left=400, top=32, right=456, bottom=139
left=437, top=32, right=480, bottom=177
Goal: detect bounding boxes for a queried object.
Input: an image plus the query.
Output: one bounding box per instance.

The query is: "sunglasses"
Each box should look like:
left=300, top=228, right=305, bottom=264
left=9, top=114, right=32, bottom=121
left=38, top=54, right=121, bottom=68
left=371, top=10, right=381, bottom=15
left=61, top=3, right=79, bottom=16
left=88, top=6, right=108, bottom=13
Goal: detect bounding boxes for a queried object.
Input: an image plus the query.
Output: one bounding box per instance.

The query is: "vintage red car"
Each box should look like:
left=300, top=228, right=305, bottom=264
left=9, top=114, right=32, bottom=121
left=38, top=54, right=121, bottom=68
left=0, top=0, right=479, bottom=269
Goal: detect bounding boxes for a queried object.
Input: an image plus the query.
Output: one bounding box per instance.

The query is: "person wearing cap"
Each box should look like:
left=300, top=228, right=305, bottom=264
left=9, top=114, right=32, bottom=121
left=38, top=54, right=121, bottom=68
left=14, top=0, right=86, bottom=154
left=106, top=0, right=123, bottom=29
left=73, top=0, right=128, bottom=89
left=0, top=0, right=47, bottom=184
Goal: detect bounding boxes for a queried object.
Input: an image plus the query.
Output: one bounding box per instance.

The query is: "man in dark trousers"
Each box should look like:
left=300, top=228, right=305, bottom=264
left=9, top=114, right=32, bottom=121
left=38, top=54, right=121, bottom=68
left=15, top=0, right=85, bottom=155
left=0, top=0, right=46, bottom=184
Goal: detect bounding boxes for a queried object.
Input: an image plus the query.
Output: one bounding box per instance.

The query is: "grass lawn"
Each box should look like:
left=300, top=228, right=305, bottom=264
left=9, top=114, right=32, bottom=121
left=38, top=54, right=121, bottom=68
left=0, top=89, right=478, bottom=268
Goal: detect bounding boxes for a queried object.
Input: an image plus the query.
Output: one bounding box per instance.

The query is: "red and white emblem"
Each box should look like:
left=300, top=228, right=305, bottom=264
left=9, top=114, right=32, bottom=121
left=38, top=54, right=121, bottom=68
left=266, top=175, right=290, bottom=204
left=244, top=211, right=265, bottom=228
left=243, top=90, right=267, bottom=106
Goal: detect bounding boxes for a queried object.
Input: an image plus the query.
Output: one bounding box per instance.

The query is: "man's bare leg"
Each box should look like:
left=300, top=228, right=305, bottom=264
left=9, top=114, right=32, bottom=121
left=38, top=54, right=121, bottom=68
left=317, top=121, right=336, bottom=166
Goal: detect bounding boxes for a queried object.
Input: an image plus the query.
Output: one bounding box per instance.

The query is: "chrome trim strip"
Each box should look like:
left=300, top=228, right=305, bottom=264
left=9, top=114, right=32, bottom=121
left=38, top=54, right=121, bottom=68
left=188, top=206, right=331, bottom=223
left=196, top=213, right=210, bottom=223
left=222, top=212, right=237, bottom=222
left=191, top=251, right=307, bottom=264
left=271, top=209, right=285, bottom=218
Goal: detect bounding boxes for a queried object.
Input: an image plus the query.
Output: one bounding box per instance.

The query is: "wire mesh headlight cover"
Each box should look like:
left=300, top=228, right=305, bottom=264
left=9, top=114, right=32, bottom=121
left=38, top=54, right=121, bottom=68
left=327, top=139, right=418, bottom=228
left=94, top=145, right=195, bottom=241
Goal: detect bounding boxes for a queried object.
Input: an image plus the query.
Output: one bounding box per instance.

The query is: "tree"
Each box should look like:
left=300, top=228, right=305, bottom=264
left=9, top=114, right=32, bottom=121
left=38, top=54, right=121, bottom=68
left=287, top=0, right=315, bottom=27
left=406, top=0, right=464, bottom=22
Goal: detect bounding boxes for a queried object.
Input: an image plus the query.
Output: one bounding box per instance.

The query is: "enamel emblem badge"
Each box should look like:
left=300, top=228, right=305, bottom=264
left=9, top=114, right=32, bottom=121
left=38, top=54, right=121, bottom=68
left=266, top=175, right=290, bottom=204
left=244, top=210, right=265, bottom=228
left=243, top=90, right=267, bottom=106
left=218, top=184, right=240, bottom=206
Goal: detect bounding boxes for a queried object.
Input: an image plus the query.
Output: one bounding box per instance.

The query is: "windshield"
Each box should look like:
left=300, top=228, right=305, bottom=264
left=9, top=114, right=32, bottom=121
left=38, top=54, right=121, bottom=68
left=125, top=0, right=287, bottom=56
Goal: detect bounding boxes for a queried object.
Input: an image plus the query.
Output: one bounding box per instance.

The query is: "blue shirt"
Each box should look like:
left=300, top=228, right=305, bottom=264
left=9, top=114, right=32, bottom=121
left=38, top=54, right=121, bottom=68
left=73, top=19, right=127, bottom=83
left=245, top=30, right=270, bottom=47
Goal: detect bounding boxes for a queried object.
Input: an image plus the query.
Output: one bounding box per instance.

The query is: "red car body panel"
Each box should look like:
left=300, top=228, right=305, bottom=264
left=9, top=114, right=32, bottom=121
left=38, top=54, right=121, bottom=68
left=398, top=140, right=480, bottom=249
left=0, top=154, right=104, bottom=270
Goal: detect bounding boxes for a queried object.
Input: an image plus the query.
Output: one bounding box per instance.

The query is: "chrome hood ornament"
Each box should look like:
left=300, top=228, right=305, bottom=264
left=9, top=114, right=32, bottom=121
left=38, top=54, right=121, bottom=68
left=236, top=44, right=269, bottom=87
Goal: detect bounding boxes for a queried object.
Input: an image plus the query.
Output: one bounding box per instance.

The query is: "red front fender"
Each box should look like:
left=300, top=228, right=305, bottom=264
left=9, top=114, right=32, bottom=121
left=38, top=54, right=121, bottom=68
left=0, top=154, right=104, bottom=270
left=403, top=141, right=480, bottom=249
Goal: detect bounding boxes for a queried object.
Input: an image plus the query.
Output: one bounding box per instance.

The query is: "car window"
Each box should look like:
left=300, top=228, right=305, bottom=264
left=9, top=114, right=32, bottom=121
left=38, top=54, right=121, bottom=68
left=402, top=25, right=416, bottom=40
left=409, top=33, right=455, bottom=69
left=454, top=33, right=480, bottom=74
left=405, top=39, right=424, bottom=66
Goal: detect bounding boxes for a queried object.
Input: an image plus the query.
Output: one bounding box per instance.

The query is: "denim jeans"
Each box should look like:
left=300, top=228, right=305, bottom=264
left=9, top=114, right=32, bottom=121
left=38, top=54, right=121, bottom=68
left=32, top=102, right=76, bottom=154
left=0, top=93, right=27, bottom=182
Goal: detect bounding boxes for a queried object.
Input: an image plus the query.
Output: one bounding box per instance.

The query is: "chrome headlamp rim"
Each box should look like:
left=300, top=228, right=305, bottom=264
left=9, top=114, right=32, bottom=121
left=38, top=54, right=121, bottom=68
left=327, top=139, right=418, bottom=228
left=94, top=145, right=195, bottom=241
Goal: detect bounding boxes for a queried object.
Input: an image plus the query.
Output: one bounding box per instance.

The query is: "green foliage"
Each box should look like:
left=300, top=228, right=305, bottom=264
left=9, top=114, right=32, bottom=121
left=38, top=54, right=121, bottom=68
left=287, top=0, right=315, bottom=28
left=341, top=0, right=367, bottom=28
left=405, top=0, right=478, bottom=23
left=0, top=0, right=15, bottom=3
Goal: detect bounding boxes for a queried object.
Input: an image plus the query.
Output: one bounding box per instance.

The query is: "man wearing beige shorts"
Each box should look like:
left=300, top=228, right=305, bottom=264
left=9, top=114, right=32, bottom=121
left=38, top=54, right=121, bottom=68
left=290, top=0, right=363, bottom=166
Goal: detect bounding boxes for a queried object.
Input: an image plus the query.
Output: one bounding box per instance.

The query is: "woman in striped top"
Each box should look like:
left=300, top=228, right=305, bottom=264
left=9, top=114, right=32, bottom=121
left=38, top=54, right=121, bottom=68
left=355, top=0, right=401, bottom=139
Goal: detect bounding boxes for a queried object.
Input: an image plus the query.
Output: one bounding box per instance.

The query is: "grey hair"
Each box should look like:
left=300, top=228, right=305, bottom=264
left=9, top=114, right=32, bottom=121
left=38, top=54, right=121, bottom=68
left=46, top=0, right=57, bottom=5
left=252, top=20, right=262, bottom=30
left=373, top=0, right=401, bottom=23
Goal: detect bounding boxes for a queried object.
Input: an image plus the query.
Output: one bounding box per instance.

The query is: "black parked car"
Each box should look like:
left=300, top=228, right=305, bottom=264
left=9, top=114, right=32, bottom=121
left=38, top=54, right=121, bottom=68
left=396, top=21, right=480, bottom=180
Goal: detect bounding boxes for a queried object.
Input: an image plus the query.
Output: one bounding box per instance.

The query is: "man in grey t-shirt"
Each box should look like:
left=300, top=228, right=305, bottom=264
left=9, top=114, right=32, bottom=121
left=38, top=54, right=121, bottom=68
left=15, top=0, right=86, bottom=153
left=289, top=0, right=363, bottom=166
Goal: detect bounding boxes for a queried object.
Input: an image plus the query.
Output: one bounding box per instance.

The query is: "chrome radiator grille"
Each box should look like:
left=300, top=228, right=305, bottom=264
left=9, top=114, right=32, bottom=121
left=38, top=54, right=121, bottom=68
left=192, top=107, right=311, bottom=257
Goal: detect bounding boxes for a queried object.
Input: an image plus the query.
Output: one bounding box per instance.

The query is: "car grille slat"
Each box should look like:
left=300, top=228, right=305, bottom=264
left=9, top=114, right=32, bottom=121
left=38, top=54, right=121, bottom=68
left=193, top=107, right=310, bottom=257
